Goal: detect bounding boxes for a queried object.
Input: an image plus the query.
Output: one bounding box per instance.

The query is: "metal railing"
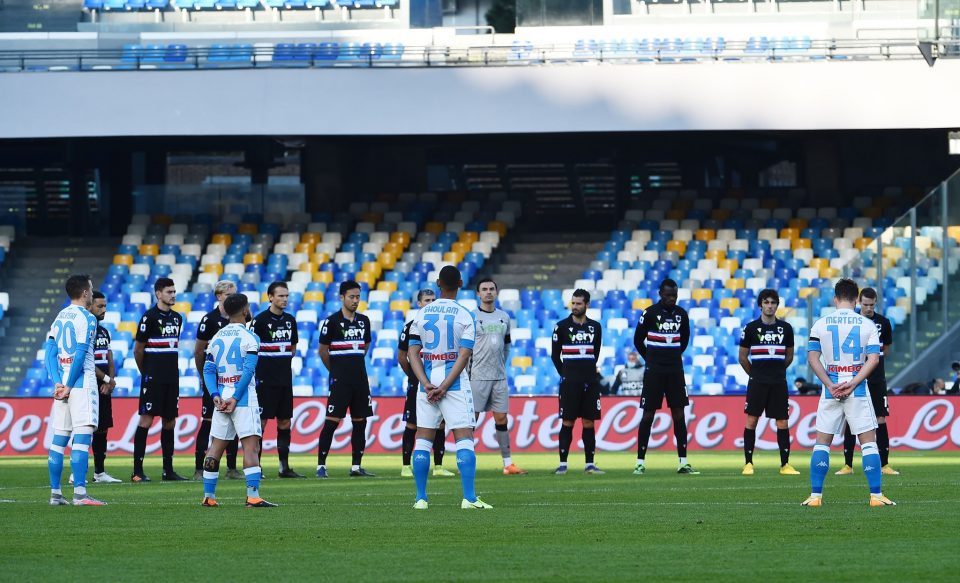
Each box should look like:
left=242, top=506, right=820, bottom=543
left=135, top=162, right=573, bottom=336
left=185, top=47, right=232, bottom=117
left=0, top=37, right=940, bottom=73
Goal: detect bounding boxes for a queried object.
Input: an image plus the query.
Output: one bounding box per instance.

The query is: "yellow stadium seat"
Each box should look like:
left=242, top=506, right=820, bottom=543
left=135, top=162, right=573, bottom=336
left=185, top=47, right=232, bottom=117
left=172, top=301, right=192, bottom=314
left=117, top=321, right=138, bottom=335
left=705, top=249, right=726, bottom=262
left=809, top=258, right=829, bottom=271
left=152, top=214, right=173, bottom=226
left=295, top=242, right=312, bottom=254
left=787, top=218, right=807, bottom=231
left=362, top=212, right=383, bottom=224
left=718, top=259, right=738, bottom=274
left=488, top=221, right=508, bottom=236
left=798, top=287, right=817, bottom=299
left=383, top=242, right=402, bottom=256
left=666, top=209, right=686, bottom=221
left=202, top=264, right=223, bottom=275
left=379, top=253, right=397, bottom=269
left=113, top=254, right=133, bottom=266
left=673, top=199, right=692, bottom=212
left=139, top=244, right=159, bottom=256
left=312, top=271, right=334, bottom=284
left=298, top=262, right=315, bottom=273
left=377, top=281, right=398, bottom=293
left=948, top=226, right=960, bottom=244
left=300, top=233, right=321, bottom=245
left=862, top=207, right=882, bottom=219
left=304, top=291, right=325, bottom=303
left=854, top=237, right=872, bottom=250
left=511, top=356, right=533, bottom=371
left=666, top=240, right=687, bottom=255
left=390, top=232, right=411, bottom=247
left=719, top=298, right=740, bottom=312
left=776, top=307, right=792, bottom=319
left=238, top=223, right=258, bottom=235
left=355, top=272, right=375, bottom=286
left=725, top=278, right=745, bottom=290
left=390, top=300, right=411, bottom=313
left=711, top=208, right=731, bottom=221
left=695, top=229, right=716, bottom=242
left=882, top=247, right=904, bottom=261
left=243, top=253, right=263, bottom=266
left=362, top=262, right=382, bottom=277
left=425, top=222, right=445, bottom=235
left=819, top=267, right=839, bottom=278
left=451, top=242, right=470, bottom=255
left=632, top=298, right=653, bottom=310
left=357, top=301, right=368, bottom=313
left=691, top=289, right=712, bottom=302
left=791, top=239, right=811, bottom=251
left=779, top=228, right=799, bottom=240
left=211, top=234, right=231, bottom=246
left=311, top=252, right=331, bottom=265
left=443, top=251, right=463, bottom=264
left=459, top=232, right=479, bottom=245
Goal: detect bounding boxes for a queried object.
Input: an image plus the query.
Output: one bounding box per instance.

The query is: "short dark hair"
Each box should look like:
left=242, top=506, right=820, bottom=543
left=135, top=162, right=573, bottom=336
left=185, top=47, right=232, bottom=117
left=438, top=265, right=462, bottom=292
left=339, top=280, right=361, bottom=296
left=92, top=291, right=106, bottom=301
left=154, top=277, right=175, bottom=294
left=572, top=289, right=591, bottom=304
left=757, top=289, right=780, bottom=307
left=416, top=288, right=436, bottom=302
left=834, top=278, right=859, bottom=302
left=222, top=293, right=248, bottom=317
left=475, top=277, right=498, bottom=292
left=859, top=287, right=878, bottom=301
left=65, top=275, right=92, bottom=300
left=659, top=278, right=678, bottom=292
left=267, top=281, right=288, bottom=296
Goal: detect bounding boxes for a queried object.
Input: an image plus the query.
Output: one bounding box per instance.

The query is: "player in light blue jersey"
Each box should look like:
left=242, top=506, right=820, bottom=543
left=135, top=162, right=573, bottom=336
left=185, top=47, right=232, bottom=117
left=407, top=266, right=492, bottom=510
left=200, top=294, right=277, bottom=508
left=45, top=274, right=105, bottom=507
left=802, top=278, right=895, bottom=507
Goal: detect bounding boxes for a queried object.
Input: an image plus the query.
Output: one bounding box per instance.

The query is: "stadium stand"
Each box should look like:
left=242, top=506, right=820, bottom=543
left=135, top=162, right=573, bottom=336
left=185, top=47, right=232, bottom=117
left=0, top=226, right=12, bottom=324
left=15, top=186, right=957, bottom=400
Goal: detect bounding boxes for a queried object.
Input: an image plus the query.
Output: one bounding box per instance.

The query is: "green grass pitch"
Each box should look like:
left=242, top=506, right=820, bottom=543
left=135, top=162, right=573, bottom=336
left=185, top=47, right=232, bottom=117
left=1, top=451, right=958, bottom=582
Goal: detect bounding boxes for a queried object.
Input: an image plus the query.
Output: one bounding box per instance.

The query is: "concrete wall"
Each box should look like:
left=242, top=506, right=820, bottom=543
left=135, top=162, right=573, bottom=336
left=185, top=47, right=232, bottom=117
left=1, top=58, right=959, bottom=138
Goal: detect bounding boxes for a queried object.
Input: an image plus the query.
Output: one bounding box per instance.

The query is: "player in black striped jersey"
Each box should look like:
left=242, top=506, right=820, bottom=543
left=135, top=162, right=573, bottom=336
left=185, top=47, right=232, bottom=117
left=90, top=291, right=121, bottom=483
left=633, top=279, right=697, bottom=475
left=251, top=281, right=304, bottom=478
left=550, top=289, right=604, bottom=475
left=738, top=289, right=798, bottom=476
left=315, top=281, right=374, bottom=478
left=192, top=280, right=241, bottom=481
left=132, top=277, right=185, bottom=482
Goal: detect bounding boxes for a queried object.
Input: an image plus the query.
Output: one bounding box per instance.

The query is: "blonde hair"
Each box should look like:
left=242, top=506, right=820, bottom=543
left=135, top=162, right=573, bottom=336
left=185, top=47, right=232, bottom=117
left=214, top=280, right=237, bottom=297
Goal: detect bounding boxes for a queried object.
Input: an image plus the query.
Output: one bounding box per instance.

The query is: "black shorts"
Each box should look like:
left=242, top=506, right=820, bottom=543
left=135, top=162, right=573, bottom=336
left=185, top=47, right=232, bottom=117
left=744, top=379, right=789, bottom=420
left=867, top=379, right=890, bottom=417
left=258, top=382, right=294, bottom=420
left=403, top=381, right=417, bottom=425
left=202, top=383, right=215, bottom=419
left=558, top=377, right=602, bottom=421
left=97, top=389, right=113, bottom=431
left=138, top=378, right=179, bottom=418
left=640, top=369, right=688, bottom=410
left=327, top=382, right=373, bottom=419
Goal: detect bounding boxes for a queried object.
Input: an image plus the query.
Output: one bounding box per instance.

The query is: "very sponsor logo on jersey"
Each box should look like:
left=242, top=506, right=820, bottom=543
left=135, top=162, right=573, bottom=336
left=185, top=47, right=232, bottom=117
left=342, top=327, right=365, bottom=340
left=656, top=316, right=682, bottom=333
left=269, top=327, right=293, bottom=341
left=757, top=330, right=785, bottom=344
left=159, top=322, right=180, bottom=336
left=568, top=330, right=595, bottom=343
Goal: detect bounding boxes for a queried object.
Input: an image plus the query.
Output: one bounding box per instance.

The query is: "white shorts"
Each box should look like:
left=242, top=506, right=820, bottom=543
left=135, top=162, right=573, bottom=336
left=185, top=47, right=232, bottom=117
left=815, top=396, right=878, bottom=436
left=52, top=386, right=99, bottom=432
left=211, top=406, right=262, bottom=441
left=472, top=379, right=509, bottom=413
left=416, top=388, right=475, bottom=430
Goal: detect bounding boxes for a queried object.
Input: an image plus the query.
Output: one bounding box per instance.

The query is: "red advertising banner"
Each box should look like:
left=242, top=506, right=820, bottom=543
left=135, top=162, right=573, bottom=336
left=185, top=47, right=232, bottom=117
left=1, top=396, right=959, bottom=456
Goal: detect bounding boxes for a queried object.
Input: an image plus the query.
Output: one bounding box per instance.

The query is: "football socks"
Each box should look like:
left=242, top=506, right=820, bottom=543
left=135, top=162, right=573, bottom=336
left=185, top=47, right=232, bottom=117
left=861, top=442, right=883, bottom=495
left=582, top=427, right=596, bottom=464
left=842, top=424, right=856, bottom=468
left=160, top=427, right=175, bottom=474
left=351, top=419, right=367, bottom=466
left=412, top=438, right=432, bottom=502
left=672, top=411, right=688, bottom=458
left=810, top=444, right=830, bottom=494
left=92, top=431, right=108, bottom=475
left=777, top=428, right=791, bottom=466
left=495, top=423, right=512, bottom=463
left=70, top=429, right=94, bottom=496
left=637, top=410, right=655, bottom=460
left=48, top=432, right=70, bottom=492
left=743, top=428, right=756, bottom=464
left=133, top=425, right=148, bottom=475
left=195, top=418, right=212, bottom=471
left=876, top=424, right=890, bottom=467
left=316, top=419, right=338, bottom=466
left=244, top=466, right=262, bottom=499
left=225, top=436, right=239, bottom=471
left=401, top=426, right=416, bottom=466
left=277, top=428, right=292, bottom=470
left=558, top=424, right=573, bottom=463
left=455, top=438, right=477, bottom=504
left=432, top=429, right=446, bottom=467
